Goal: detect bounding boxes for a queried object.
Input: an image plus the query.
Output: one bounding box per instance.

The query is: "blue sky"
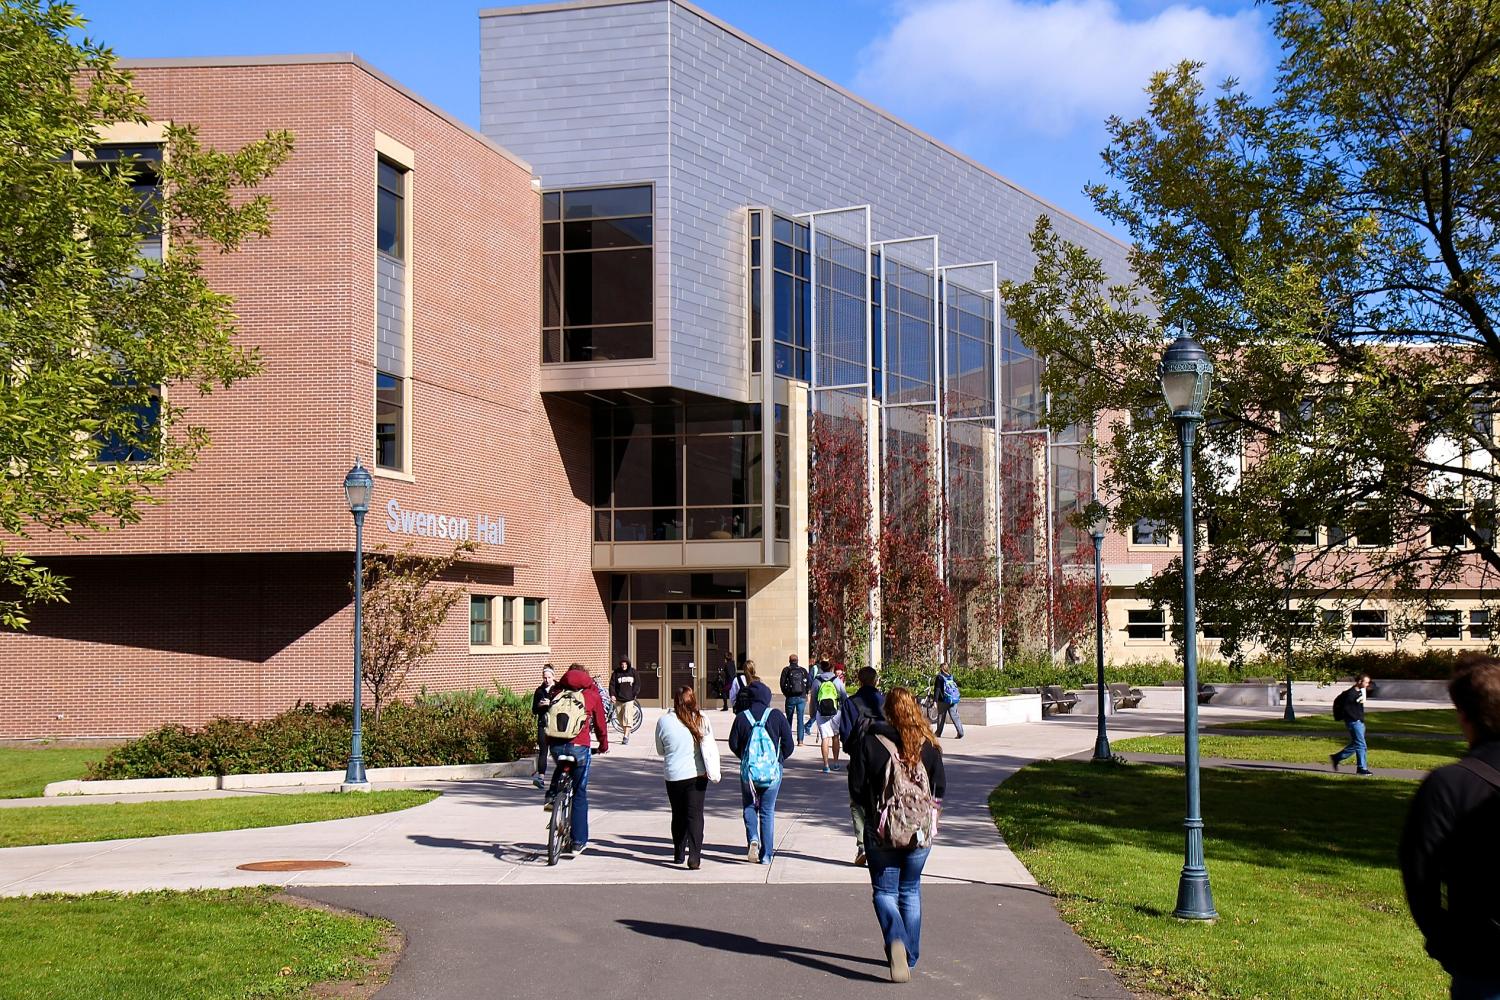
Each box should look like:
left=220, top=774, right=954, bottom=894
left=78, top=0, right=1276, bottom=233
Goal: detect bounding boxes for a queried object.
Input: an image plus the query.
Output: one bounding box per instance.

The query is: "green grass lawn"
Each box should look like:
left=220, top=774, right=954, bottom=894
left=0, top=746, right=106, bottom=799
left=0, top=790, right=438, bottom=848
left=1213, top=708, right=1460, bottom=737
left=0, top=888, right=391, bottom=1000
left=1113, top=732, right=1463, bottom=771
left=992, top=761, right=1445, bottom=999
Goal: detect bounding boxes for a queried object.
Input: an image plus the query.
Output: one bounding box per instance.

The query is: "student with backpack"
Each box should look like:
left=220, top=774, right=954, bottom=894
left=852, top=686, right=946, bottom=983
left=839, top=666, right=884, bottom=866
left=727, top=677, right=795, bottom=864
left=810, top=660, right=848, bottom=772
left=655, top=685, right=721, bottom=869
left=530, top=664, right=556, bottom=789
left=1330, top=674, right=1374, bottom=775
left=609, top=657, right=639, bottom=745
left=932, top=663, right=965, bottom=739
left=542, top=664, right=610, bottom=855
left=780, top=653, right=810, bottom=745
left=729, top=660, right=763, bottom=713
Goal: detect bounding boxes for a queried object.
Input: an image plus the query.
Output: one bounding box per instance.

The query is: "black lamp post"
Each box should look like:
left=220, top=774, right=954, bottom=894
left=1159, top=336, right=1217, bottom=921
left=1087, top=501, right=1111, bottom=762
left=343, top=460, right=374, bottom=791
left=1283, top=550, right=1296, bottom=722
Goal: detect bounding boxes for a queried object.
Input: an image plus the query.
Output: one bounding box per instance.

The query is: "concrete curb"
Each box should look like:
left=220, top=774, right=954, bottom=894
left=43, top=759, right=534, bottom=797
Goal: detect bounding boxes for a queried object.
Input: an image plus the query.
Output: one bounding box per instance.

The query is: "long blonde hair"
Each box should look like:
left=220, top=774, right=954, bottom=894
left=884, top=687, right=939, bottom=768
left=673, top=685, right=705, bottom=744
left=743, top=660, right=758, bottom=683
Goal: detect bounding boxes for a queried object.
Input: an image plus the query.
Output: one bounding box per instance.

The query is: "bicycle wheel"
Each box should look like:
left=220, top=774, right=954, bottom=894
left=627, top=701, right=644, bottom=733
left=547, top=774, right=569, bottom=866
left=558, top=786, right=574, bottom=854
left=924, top=697, right=942, bottom=725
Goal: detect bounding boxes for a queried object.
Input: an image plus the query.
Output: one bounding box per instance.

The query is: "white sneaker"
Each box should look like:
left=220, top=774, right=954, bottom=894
left=747, top=841, right=761, bottom=864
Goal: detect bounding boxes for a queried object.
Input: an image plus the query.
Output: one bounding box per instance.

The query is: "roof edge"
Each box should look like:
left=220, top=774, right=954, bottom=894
left=117, top=53, right=533, bottom=174
left=478, top=0, right=1128, bottom=252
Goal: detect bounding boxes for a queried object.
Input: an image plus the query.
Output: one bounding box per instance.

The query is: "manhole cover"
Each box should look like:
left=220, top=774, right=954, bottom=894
left=236, top=860, right=349, bottom=872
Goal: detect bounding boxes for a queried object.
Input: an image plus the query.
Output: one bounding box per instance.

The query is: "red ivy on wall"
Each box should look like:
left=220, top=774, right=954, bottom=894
left=808, top=409, right=875, bottom=665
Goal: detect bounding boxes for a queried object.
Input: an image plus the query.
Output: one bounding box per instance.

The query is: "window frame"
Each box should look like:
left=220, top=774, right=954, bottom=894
left=469, top=595, right=494, bottom=647
left=373, top=135, right=414, bottom=479
left=1350, top=608, right=1389, bottom=641
left=1125, top=607, right=1168, bottom=642
left=470, top=595, right=550, bottom=653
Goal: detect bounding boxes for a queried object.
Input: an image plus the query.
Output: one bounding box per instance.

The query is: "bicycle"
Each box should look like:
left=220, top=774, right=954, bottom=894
left=608, top=699, right=644, bottom=737
left=546, top=749, right=579, bottom=866
left=917, top=693, right=942, bottom=725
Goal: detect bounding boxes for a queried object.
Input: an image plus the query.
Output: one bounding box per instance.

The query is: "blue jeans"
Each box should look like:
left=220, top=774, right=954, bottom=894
left=936, top=702, right=964, bottom=737
left=1452, top=975, right=1500, bottom=1000
left=1334, top=719, right=1368, bottom=770
left=740, top=779, right=780, bottom=861
left=550, top=744, right=592, bottom=846
left=865, top=842, right=931, bottom=967
left=785, top=696, right=806, bottom=740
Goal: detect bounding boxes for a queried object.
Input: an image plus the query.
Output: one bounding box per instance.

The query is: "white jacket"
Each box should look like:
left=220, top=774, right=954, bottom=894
left=655, top=711, right=721, bottom=783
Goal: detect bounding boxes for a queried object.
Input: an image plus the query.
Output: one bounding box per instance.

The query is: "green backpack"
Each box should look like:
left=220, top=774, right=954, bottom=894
left=816, top=679, right=839, bottom=716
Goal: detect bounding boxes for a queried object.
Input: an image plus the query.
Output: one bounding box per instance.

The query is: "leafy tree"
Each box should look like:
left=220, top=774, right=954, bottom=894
left=808, top=409, right=875, bottom=666
left=360, top=543, right=474, bottom=721
left=0, top=0, right=292, bottom=628
left=879, top=430, right=952, bottom=665
left=1003, top=0, right=1500, bottom=664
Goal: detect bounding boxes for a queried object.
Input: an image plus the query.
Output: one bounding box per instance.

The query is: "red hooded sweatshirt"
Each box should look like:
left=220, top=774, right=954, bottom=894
left=550, top=667, right=609, bottom=751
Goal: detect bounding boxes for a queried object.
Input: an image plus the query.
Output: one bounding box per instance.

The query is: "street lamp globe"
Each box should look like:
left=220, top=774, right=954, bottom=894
left=1158, top=336, right=1214, bottom=419
left=1086, top=500, right=1110, bottom=543
left=343, top=460, right=374, bottom=515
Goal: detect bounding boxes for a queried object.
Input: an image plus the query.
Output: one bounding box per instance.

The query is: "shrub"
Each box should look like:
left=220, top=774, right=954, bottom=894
left=86, top=691, right=535, bottom=780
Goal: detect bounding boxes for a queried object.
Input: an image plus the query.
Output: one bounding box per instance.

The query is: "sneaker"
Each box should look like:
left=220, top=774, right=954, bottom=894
left=570, top=841, right=589, bottom=856
left=687, top=858, right=701, bottom=870
left=748, top=841, right=761, bottom=864
left=1329, top=753, right=1340, bottom=772
left=822, top=766, right=832, bottom=773
left=531, top=774, right=545, bottom=789
left=1356, top=769, right=1374, bottom=776
left=830, top=762, right=842, bottom=772
left=854, top=849, right=866, bottom=867
left=888, top=940, right=911, bottom=983
left=622, top=736, right=630, bottom=746
left=543, top=797, right=554, bottom=812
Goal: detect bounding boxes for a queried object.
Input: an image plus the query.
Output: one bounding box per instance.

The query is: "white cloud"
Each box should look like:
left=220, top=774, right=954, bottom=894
left=856, top=0, right=1271, bottom=136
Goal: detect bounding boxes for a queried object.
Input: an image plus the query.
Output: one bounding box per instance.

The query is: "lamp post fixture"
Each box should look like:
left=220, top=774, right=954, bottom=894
left=342, top=460, right=374, bottom=792
left=1282, top=550, right=1296, bottom=723
left=1087, top=501, right=1111, bottom=763
left=1158, top=335, right=1217, bottom=921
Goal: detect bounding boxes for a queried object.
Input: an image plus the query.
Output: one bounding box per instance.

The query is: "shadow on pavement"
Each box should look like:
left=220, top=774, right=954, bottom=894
left=618, top=918, right=887, bottom=982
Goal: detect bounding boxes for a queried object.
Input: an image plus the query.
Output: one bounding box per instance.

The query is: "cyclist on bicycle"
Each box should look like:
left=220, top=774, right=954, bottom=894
left=609, top=657, right=640, bottom=745
left=543, top=664, right=609, bottom=855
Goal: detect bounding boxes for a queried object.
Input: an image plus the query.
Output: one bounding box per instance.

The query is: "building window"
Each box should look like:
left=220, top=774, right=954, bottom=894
left=1126, top=608, right=1166, bottom=641
left=523, top=598, right=544, bottom=645
left=97, top=383, right=161, bottom=463
left=470, top=596, right=493, bottom=646
left=1131, top=519, right=1171, bottom=546
left=542, top=185, right=653, bottom=363
left=502, top=597, right=515, bottom=646
left=770, top=215, right=811, bottom=380
left=1424, top=608, right=1463, bottom=641
left=749, top=210, right=763, bottom=375
left=375, top=156, right=410, bottom=473
left=1331, top=508, right=1394, bottom=548
left=1350, top=609, right=1388, bottom=641
left=1470, top=609, right=1491, bottom=640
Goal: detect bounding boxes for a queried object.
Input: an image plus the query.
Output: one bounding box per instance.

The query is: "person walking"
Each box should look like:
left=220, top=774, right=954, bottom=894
left=932, top=663, right=965, bottom=739
left=727, top=676, right=794, bottom=865
left=1330, top=674, right=1374, bottom=775
left=1400, top=654, right=1500, bottom=998
left=810, top=659, right=848, bottom=772
left=542, top=664, right=609, bottom=856
left=530, top=664, right=556, bottom=789
left=609, top=656, right=640, bottom=745
left=840, top=666, right=885, bottom=866
left=655, top=685, right=721, bottom=869
left=730, top=660, right=764, bottom=714
left=852, top=686, right=945, bottom=983
left=780, top=653, right=810, bottom=745
left=717, top=654, right=734, bottom=712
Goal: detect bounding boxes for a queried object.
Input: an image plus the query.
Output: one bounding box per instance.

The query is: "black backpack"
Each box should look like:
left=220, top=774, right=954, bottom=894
left=781, top=665, right=808, bottom=697
left=734, top=675, right=756, bottom=712
left=1332, top=690, right=1349, bottom=722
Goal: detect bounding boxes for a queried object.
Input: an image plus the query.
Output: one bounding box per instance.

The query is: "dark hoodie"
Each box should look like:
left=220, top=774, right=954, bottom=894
left=609, top=660, right=639, bottom=703
left=548, top=667, right=609, bottom=751
left=728, top=682, right=795, bottom=763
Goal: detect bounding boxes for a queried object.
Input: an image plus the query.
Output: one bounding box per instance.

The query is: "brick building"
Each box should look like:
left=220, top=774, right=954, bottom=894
left=2, top=56, right=606, bottom=738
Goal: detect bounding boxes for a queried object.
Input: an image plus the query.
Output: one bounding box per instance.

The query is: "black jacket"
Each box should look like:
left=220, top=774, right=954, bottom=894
left=727, top=684, right=795, bottom=763
left=852, top=721, right=946, bottom=830
left=531, top=683, right=552, bottom=719
left=840, top=686, right=884, bottom=793
left=1335, top=686, right=1367, bottom=723
left=609, top=666, right=639, bottom=703
left=1399, top=739, right=1500, bottom=978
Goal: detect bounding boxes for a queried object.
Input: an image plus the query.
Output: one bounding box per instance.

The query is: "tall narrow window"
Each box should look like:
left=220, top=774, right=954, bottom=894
left=542, top=185, right=653, bottom=363
left=375, top=157, right=409, bottom=471
left=470, top=596, right=493, bottom=646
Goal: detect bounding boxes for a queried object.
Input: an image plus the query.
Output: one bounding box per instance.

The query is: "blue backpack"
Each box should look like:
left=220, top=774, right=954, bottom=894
left=740, top=708, right=782, bottom=788
left=940, top=674, right=961, bottom=705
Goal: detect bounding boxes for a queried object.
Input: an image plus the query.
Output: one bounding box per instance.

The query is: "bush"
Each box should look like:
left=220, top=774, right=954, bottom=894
left=1246, top=647, right=1480, bottom=682
left=86, top=691, right=535, bottom=780
left=879, top=656, right=1243, bottom=695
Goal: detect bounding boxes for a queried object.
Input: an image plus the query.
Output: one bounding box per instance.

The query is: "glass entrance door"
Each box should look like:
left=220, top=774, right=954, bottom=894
left=700, top=622, right=734, bottom=707
left=631, top=625, right=663, bottom=704
left=630, top=621, right=737, bottom=709
left=669, top=626, right=697, bottom=707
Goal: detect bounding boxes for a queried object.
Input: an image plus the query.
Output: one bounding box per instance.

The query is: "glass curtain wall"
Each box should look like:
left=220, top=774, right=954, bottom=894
left=877, top=237, right=940, bottom=523
left=542, top=185, right=653, bottom=363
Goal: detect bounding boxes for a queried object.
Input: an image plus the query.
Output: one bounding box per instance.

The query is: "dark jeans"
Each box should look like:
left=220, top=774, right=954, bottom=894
left=1453, top=975, right=1500, bottom=1000
left=665, top=775, right=708, bottom=864
left=1334, top=719, right=1369, bottom=770
left=785, top=696, right=806, bottom=740
left=740, top=779, right=781, bottom=861
left=865, top=841, right=931, bottom=967
left=548, top=744, right=592, bottom=846
left=534, top=721, right=548, bottom=775
left=936, top=702, right=964, bottom=737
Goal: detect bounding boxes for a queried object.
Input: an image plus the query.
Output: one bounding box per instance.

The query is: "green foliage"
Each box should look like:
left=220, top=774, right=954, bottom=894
left=992, top=762, right=1447, bottom=998
left=85, top=694, right=534, bottom=779
left=0, top=790, right=436, bottom=849
left=0, top=1, right=292, bottom=629
left=361, top=543, right=474, bottom=718
left=1001, top=0, right=1500, bottom=663
left=0, top=888, right=390, bottom=999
